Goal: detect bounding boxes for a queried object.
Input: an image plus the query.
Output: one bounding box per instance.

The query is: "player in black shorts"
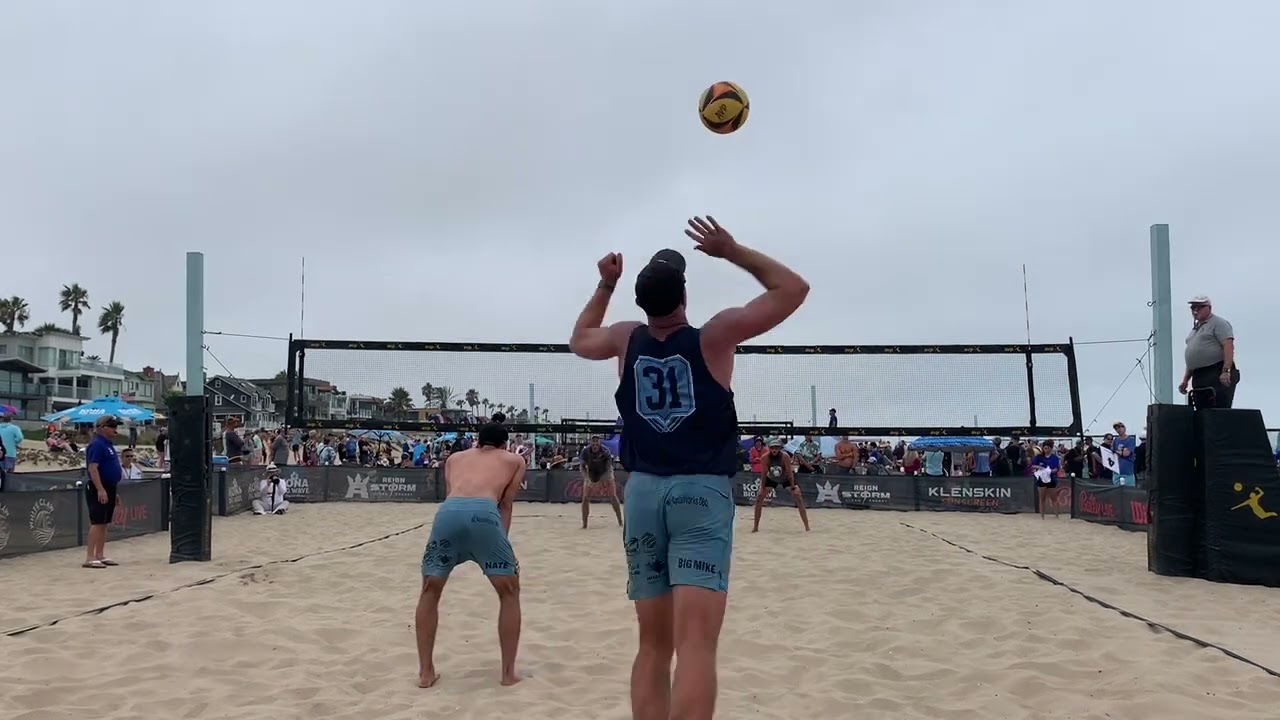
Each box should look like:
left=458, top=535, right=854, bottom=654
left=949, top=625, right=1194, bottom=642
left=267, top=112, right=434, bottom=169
left=752, top=437, right=810, bottom=533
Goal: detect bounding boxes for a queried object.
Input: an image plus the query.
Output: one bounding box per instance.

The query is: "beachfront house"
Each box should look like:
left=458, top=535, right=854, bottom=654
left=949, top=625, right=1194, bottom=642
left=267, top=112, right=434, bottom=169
left=347, top=394, right=383, bottom=420
left=0, top=328, right=126, bottom=420
left=205, top=375, right=279, bottom=429
left=0, top=356, right=46, bottom=421
left=247, top=375, right=351, bottom=423
left=123, top=368, right=159, bottom=411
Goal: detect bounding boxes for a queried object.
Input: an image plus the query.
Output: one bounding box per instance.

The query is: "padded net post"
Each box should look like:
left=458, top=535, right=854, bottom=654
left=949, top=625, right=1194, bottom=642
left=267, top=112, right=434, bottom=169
left=168, top=394, right=212, bottom=563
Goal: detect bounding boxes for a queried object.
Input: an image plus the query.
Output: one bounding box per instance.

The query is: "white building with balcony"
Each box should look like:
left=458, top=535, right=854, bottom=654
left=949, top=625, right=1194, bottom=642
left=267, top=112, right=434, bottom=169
left=0, top=328, right=126, bottom=416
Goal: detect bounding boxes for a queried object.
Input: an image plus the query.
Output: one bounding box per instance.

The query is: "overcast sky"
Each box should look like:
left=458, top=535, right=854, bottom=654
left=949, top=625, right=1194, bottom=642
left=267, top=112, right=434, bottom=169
left=2, top=1, right=1277, bottom=437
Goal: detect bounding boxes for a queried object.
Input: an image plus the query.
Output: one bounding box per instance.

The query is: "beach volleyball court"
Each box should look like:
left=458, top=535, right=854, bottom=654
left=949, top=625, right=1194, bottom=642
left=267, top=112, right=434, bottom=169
left=3, top=504, right=1280, bottom=720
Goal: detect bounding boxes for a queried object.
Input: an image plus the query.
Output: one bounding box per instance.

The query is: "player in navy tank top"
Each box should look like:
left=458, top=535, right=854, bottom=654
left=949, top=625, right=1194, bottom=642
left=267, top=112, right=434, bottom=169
left=569, top=215, right=810, bottom=720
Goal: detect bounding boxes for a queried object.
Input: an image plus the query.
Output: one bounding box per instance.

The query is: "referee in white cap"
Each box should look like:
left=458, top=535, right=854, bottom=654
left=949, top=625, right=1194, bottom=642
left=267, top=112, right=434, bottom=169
left=1179, top=295, right=1239, bottom=408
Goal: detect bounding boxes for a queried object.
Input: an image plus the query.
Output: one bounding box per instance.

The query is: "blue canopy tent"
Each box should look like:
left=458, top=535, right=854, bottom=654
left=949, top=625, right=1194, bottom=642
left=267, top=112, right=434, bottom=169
left=43, top=396, right=155, bottom=424
left=908, top=436, right=994, bottom=452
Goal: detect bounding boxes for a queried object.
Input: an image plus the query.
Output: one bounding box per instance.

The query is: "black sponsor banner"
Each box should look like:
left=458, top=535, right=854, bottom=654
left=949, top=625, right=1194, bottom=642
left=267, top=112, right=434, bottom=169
left=561, top=471, right=628, bottom=503
left=0, top=489, right=83, bottom=558
left=78, top=480, right=166, bottom=541
left=915, top=477, right=1036, bottom=513
left=1072, top=480, right=1150, bottom=531
left=220, top=466, right=265, bottom=515
left=328, top=468, right=436, bottom=502
left=516, top=470, right=548, bottom=503
left=279, top=466, right=329, bottom=503
left=830, top=476, right=916, bottom=510
left=3, top=469, right=86, bottom=492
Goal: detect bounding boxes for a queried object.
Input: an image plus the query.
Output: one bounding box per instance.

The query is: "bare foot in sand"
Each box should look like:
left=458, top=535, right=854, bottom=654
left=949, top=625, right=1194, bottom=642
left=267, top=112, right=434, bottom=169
left=418, top=671, right=441, bottom=688
left=500, top=671, right=523, bottom=686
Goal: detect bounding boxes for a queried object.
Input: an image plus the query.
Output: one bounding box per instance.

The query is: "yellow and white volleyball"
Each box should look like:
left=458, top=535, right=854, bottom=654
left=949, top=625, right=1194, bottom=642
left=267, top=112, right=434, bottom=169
left=698, top=81, right=749, bottom=135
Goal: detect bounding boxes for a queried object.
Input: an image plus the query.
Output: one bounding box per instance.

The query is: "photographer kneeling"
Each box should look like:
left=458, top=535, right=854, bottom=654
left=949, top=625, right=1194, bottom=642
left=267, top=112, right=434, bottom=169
left=252, top=463, right=290, bottom=516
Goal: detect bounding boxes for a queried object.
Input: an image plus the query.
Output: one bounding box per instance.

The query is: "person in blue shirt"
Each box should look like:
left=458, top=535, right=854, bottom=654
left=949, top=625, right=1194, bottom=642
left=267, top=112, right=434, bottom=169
left=84, top=416, right=124, bottom=569
left=0, top=413, right=23, bottom=475
left=568, top=216, right=809, bottom=719
left=1111, top=421, right=1137, bottom=487
left=1032, top=440, right=1063, bottom=517
left=971, top=446, right=992, bottom=477
left=923, top=450, right=946, bottom=476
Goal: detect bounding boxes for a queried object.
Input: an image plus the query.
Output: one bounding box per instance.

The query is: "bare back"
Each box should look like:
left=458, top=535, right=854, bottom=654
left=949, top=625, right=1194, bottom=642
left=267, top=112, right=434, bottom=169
left=445, top=447, right=525, bottom=504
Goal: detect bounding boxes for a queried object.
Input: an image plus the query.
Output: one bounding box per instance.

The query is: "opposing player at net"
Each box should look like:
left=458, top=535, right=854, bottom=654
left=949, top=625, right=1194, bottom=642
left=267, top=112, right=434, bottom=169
left=569, top=215, right=809, bottom=720
left=752, top=436, right=810, bottom=533
left=416, top=422, right=525, bottom=689
left=580, top=434, right=623, bottom=529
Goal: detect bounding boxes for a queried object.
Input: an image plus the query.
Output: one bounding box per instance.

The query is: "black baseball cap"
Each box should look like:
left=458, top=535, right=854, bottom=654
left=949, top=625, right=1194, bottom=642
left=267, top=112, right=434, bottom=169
left=634, top=249, right=686, bottom=317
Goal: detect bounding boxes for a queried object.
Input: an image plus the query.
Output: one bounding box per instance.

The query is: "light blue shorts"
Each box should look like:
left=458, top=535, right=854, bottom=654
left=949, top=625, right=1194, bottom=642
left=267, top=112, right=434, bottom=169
left=1112, top=474, right=1135, bottom=488
left=422, top=497, right=517, bottom=578
left=622, top=472, right=736, bottom=601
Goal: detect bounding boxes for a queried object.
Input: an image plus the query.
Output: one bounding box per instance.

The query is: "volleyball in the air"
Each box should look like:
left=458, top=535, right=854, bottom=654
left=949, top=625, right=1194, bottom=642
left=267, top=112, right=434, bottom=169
left=698, top=81, right=749, bottom=134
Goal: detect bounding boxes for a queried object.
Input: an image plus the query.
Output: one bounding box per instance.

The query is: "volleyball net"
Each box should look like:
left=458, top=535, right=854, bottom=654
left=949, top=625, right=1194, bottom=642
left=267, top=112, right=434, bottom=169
left=284, top=339, right=1082, bottom=437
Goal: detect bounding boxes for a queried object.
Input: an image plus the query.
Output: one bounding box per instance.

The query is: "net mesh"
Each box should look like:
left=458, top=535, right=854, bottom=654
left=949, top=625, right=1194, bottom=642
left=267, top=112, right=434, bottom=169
left=294, top=344, right=1079, bottom=433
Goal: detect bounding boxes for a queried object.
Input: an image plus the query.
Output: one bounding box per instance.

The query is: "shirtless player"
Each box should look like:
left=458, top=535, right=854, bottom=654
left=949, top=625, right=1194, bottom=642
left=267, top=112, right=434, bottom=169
left=416, top=422, right=525, bottom=688
left=752, top=436, right=810, bottom=533
left=569, top=215, right=809, bottom=720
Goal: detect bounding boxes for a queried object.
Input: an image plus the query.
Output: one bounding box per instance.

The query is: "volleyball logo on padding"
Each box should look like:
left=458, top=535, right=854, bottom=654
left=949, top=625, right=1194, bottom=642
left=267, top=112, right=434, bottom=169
left=29, top=498, right=56, bottom=548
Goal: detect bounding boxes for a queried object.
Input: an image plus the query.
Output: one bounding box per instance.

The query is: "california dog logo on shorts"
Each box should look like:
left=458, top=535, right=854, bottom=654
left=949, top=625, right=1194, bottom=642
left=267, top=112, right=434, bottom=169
left=0, top=502, right=10, bottom=552
left=29, top=498, right=56, bottom=548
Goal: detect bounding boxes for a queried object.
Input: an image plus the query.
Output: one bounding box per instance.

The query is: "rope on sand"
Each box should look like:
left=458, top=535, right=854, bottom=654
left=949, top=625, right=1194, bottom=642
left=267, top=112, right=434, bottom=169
left=899, top=521, right=1280, bottom=680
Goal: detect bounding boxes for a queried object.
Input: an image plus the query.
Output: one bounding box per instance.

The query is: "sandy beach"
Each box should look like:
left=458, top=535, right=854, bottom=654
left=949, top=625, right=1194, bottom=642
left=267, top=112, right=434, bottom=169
left=3, top=504, right=1280, bottom=720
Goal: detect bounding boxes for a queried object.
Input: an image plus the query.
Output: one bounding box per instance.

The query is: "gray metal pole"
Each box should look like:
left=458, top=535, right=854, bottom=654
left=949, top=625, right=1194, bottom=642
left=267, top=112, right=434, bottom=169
left=186, top=252, right=204, bottom=396
left=809, top=385, right=817, bottom=426
left=528, top=383, right=535, bottom=423
left=1149, top=225, right=1174, bottom=403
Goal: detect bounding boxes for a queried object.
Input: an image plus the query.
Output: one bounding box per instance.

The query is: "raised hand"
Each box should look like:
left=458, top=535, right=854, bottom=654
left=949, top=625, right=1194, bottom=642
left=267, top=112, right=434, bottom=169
left=684, top=216, right=738, bottom=258
left=597, top=252, right=623, bottom=285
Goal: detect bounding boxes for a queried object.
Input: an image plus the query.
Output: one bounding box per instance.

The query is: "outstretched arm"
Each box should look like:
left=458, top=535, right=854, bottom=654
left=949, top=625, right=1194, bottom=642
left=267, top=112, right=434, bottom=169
left=569, top=252, right=638, bottom=360
left=687, top=218, right=809, bottom=349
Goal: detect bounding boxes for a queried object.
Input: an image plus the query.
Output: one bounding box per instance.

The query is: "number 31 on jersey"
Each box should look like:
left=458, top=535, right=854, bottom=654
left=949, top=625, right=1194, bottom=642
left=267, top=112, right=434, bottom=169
left=634, top=355, right=697, bottom=433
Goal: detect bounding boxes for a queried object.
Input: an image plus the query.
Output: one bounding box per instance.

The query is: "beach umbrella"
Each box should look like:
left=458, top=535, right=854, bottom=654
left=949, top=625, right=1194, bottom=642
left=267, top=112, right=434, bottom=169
left=347, top=429, right=408, bottom=443
left=0, top=404, right=17, bottom=417
left=43, top=396, right=155, bottom=424
left=908, top=436, right=994, bottom=453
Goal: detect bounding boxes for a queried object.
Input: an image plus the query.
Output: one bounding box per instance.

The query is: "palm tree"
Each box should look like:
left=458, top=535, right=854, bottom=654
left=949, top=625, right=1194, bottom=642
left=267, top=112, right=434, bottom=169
left=34, top=322, right=73, bottom=335
left=542, top=408, right=550, bottom=422
left=58, top=284, right=91, bottom=336
left=465, top=388, right=480, bottom=415
left=84, top=354, right=102, bottom=362
left=387, top=386, right=414, bottom=420
left=455, top=399, right=465, bottom=411
left=420, top=382, right=436, bottom=406
left=434, top=386, right=455, bottom=410
left=97, top=301, right=126, bottom=364
left=0, top=296, right=31, bottom=333
left=481, top=398, right=491, bottom=416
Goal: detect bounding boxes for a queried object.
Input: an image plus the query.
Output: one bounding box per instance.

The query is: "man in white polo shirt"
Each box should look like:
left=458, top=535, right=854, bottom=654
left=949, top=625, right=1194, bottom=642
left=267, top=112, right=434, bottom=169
left=1179, top=295, right=1239, bottom=409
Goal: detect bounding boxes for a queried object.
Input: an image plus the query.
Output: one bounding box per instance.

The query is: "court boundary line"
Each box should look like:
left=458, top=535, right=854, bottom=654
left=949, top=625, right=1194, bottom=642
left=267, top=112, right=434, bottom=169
left=2, top=521, right=431, bottom=638
left=899, top=521, right=1280, bottom=680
